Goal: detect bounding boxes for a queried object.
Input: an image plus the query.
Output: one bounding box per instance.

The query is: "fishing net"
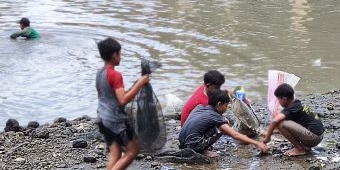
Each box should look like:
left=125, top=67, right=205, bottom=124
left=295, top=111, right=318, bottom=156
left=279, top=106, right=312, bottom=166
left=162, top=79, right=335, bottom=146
left=231, top=97, right=260, bottom=138
left=126, top=58, right=166, bottom=153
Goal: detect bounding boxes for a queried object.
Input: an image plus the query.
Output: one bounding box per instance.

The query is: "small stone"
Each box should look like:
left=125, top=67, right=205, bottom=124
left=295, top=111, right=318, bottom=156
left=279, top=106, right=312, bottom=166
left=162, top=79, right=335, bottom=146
left=309, top=165, right=321, bottom=170
left=336, top=143, right=340, bottom=149
left=167, top=119, right=176, bottom=124
left=55, top=163, right=67, bottom=168
left=96, top=163, right=106, bottom=168
left=73, top=140, right=88, bottom=148
left=15, top=157, right=25, bottom=163
left=305, top=158, right=312, bottom=162
left=145, top=156, right=153, bottom=160
left=136, top=154, right=146, bottom=160
left=27, top=121, right=39, bottom=129
left=65, top=121, right=72, bottom=127
left=151, top=162, right=159, bottom=168
left=0, top=146, right=5, bottom=151
left=326, top=105, right=334, bottom=110
left=95, top=143, right=105, bottom=150
left=54, top=117, right=67, bottom=123
left=83, top=155, right=96, bottom=163
left=73, top=115, right=92, bottom=122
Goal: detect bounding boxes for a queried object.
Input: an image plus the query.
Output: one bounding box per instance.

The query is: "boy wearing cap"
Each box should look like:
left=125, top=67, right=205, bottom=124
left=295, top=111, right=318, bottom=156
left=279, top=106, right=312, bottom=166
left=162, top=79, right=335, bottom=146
left=10, top=17, right=40, bottom=39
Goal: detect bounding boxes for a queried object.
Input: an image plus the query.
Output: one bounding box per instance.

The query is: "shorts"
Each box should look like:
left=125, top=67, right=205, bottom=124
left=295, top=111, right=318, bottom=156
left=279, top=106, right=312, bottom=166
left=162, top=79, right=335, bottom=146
left=281, top=120, right=323, bottom=147
left=97, top=120, right=134, bottom=147
left=179, top=128, right=222, bottom=153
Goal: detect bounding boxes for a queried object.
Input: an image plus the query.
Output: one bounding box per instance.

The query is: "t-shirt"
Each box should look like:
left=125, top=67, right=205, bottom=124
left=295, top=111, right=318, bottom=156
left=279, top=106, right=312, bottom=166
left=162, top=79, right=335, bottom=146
left=106, top=65, right=124, bottom=91
left=178, top=104, right=227, bottom=146
left=96, top=65, right=127, bottom=134
left=281, top=100, right=324, bottom=136
left=10, top=27, right=40, bottom=39
left=180, top=84, right=208, bottom=126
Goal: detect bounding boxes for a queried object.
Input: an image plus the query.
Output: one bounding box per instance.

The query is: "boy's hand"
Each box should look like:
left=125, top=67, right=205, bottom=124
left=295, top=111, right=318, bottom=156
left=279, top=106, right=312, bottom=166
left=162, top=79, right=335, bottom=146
left=140, top=74, right=150, bottom=84
left=256, top=142, right=269, bottom=153
left=263, top=136, right=271, bottom=144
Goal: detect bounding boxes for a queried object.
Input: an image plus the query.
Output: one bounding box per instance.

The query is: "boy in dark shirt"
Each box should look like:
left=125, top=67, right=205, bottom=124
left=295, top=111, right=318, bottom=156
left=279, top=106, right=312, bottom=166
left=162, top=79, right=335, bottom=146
left=263, top=83, right=324, bottom=156
left=179, top=89, right=268, bottom=157
left=10, top=17, right=40, bottom=39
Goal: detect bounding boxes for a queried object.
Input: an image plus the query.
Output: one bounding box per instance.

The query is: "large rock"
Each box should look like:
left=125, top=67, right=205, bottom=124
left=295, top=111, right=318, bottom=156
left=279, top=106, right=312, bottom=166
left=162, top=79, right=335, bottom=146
left=4, top=119, right=24, bottom=132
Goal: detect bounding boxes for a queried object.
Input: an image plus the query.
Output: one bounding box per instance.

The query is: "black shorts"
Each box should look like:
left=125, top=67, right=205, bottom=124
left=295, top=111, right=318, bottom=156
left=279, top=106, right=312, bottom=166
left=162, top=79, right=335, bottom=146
left=97, top=120, right=134, bottom=147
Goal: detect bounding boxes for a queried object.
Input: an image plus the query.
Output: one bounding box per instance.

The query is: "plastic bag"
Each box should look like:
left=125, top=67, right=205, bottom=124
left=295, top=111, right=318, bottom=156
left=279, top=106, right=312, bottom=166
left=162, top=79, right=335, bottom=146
left=126, top=58, right=166, bottom=153
left=267, top=70, right=300, bottom=118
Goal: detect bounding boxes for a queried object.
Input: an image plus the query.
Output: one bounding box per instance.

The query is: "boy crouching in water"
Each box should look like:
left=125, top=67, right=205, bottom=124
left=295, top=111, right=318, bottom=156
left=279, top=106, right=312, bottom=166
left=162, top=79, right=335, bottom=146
left=263, top=83, right=324, bottom=156
left=179, top=89, right=268, bottom=157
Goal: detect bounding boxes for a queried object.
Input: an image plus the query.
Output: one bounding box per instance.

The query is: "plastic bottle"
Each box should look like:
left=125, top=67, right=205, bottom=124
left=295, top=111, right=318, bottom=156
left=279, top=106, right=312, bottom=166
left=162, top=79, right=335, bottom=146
left=235, top=86, right=246, bottom=102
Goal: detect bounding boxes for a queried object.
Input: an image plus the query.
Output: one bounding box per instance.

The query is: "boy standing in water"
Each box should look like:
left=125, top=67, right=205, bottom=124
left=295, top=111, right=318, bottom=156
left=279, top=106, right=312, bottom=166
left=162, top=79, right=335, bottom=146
left=10, top=17, right=40, bottom=39
left=179, top=89, right=268, bottom=157
left=263, top=83, right=324, bottom=156
left=96, top=37, right=150, bottom=169
left=180, top=70, right=226, bottom=127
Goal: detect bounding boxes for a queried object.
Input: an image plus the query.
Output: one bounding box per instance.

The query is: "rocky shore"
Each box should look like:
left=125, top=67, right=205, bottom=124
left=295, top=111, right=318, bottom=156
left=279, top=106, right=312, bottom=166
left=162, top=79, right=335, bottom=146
left=0, top=90, right=339, bottom=170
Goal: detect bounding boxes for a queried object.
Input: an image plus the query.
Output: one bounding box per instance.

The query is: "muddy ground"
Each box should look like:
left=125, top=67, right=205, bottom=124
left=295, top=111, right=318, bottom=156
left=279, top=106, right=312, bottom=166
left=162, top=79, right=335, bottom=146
left=0, top=90, right=339, bottom=170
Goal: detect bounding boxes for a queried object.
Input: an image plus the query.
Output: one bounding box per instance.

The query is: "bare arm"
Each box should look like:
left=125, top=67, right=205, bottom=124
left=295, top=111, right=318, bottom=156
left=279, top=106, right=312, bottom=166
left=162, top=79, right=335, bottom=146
left=219, top=123, right=268, bottom=152
left=263, top=113, right=286, bottom=144
left=10, top=28, right=31, bottom=39
left=115, top=74, right=150, bottom=105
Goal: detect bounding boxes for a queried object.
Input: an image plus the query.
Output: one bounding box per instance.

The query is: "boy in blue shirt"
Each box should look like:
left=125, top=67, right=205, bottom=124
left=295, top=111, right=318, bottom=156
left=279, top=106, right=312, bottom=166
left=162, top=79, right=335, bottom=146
left=10, top=17, right=40, bottom=39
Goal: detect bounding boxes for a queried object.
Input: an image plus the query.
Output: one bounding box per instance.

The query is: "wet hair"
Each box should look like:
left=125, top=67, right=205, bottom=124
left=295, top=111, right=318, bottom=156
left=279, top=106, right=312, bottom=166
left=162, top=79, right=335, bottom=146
left=203, top=70, right=225, bottom=88
left=274, top=83, right=294, bottom=99
left=97, top=37, right=121, bottom=62
left=19, top=17, right=30, bottom=27
left=208, top=89, right=230, bottom=107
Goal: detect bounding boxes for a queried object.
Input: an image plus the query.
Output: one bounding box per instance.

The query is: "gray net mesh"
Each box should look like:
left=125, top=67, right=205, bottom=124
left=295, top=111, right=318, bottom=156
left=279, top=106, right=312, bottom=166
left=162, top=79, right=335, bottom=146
left=231, top=97, right=260, bottom=137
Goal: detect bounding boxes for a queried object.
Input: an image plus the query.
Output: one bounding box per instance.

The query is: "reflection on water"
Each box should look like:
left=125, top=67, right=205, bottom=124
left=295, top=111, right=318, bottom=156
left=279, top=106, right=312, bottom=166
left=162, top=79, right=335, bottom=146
left=0, top=1, right=340, bottom=132
left=289, top=0, right=311, bottom=34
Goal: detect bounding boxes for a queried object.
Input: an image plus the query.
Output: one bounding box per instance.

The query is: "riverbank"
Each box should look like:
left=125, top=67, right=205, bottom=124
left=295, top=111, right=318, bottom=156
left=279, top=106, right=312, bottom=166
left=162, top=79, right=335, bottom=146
left=0, top=90, right=339, bottom=170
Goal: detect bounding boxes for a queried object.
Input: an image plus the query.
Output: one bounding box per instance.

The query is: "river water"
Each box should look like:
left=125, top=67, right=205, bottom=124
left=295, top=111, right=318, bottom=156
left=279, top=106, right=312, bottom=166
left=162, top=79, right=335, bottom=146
left=0, top=0, right=339, bottom=128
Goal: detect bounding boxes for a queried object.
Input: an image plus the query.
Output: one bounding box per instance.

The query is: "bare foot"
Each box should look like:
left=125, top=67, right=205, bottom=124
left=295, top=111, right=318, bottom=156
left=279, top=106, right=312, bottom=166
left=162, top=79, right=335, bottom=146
left=202, top=150, right=219, bottom=158
left=284, top=148, right=306, bottom=157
